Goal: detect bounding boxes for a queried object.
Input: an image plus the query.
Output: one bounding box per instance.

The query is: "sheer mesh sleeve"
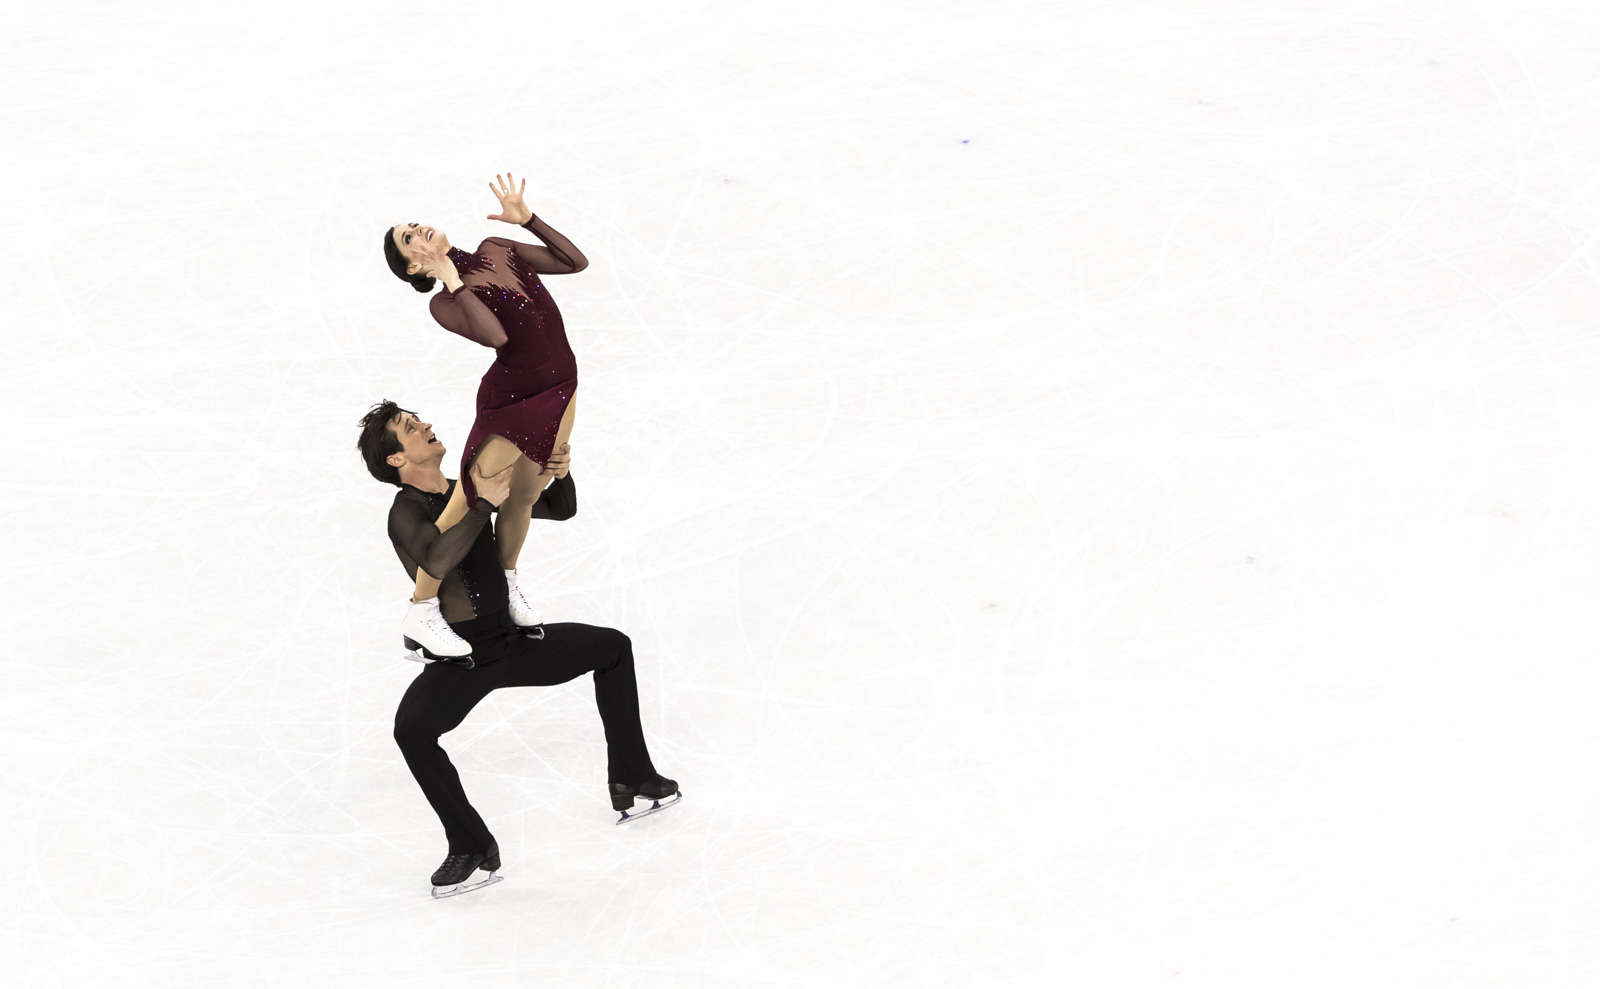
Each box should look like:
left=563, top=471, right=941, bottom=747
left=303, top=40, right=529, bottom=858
left=488, top=216, right=588, bottom=274
left=429, top=286, right=509, bottom=348
left=388, top=496, right=496, bottom=579
left=529, top=473, right=577, bottom=521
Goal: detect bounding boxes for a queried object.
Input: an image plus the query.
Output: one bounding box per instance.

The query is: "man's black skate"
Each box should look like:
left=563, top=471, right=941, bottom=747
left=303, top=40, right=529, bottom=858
left=610, top=775, right=682, bottom=825
left=429, top=840, right=503, bottom=898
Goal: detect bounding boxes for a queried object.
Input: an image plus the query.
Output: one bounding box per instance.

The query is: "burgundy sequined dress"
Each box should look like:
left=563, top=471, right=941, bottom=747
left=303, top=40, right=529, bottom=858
left=428, top=217, right=585, bottom=506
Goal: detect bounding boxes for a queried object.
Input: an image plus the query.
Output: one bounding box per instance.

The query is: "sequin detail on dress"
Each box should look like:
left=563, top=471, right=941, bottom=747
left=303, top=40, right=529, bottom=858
left=447, top=245, right=495, bottom=277
left=502, top=246, right=543, bottom=297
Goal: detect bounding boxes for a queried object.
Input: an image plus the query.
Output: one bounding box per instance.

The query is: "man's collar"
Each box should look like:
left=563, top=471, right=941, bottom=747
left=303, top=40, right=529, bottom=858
left=400, top=477, right=455, bottom=497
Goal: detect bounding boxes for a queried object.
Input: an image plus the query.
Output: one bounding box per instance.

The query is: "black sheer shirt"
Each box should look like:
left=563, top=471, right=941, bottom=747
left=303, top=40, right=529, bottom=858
left=386, top=474, right=577, bottom=623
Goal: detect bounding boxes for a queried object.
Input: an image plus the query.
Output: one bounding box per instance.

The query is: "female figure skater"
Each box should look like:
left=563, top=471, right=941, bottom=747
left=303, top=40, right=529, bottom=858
left=383, top=172, right=586, bottom=660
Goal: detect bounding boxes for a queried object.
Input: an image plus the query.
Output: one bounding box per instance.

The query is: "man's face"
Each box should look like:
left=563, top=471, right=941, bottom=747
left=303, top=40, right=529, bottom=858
left=386, top=411, right=445, bottom=472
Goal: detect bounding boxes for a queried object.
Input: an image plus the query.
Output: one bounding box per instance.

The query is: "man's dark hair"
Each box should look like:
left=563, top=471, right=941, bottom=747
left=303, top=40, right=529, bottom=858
left=383, top=227, right=436, bottom=293
left=357, top=399, right=417, bottom=486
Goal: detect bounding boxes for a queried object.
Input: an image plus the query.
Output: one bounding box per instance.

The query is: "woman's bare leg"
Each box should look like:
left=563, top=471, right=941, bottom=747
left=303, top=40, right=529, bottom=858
left=410, top=434, right=527, bottom=603
left=497, top=394, right=578, bottom=570
left=498, top=457, right=550, bottom=571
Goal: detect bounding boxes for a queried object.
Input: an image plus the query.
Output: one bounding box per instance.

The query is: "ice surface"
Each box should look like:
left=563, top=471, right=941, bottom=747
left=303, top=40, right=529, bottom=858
left=4, top=1, right=1600, bottom=986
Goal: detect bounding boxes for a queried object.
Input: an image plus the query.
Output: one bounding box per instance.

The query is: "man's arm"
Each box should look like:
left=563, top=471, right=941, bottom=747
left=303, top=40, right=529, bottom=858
left=388, top=496, right=495, bottom=579
left=527, top=443, right=575, bottom=521
left=529, top=473, right=577, bottom=521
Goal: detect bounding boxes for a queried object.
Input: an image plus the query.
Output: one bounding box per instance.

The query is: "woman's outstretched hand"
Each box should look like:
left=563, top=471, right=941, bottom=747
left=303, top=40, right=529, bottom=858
left=487, top=172, right=534, bottom=225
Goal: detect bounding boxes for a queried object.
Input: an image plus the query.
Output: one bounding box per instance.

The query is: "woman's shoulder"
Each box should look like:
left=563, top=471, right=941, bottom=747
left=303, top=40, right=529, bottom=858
left=476, top=236, right=525, bottom=268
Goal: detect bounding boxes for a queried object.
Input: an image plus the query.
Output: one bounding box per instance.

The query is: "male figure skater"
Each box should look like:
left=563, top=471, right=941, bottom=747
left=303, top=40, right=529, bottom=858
left=356, top=400, right=680, bottom=898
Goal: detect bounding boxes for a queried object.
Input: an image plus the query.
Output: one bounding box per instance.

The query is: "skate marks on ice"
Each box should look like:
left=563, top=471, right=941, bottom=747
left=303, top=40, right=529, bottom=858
left=425, top=792, right=682, bottom=899
left=424, top=790, right=683, bottom=901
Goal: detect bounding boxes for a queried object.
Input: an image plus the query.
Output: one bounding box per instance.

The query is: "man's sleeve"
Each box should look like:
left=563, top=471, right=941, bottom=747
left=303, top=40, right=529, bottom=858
left=528, top=473, right=577, bottom=521
left=388, top=496, right=496, bottom=579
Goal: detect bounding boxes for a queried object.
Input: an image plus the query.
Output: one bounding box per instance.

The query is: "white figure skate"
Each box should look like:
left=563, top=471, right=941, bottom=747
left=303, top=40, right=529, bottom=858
left=402, top=597, right=474, bottom=664
left=505, top=569, right=545, bottom=635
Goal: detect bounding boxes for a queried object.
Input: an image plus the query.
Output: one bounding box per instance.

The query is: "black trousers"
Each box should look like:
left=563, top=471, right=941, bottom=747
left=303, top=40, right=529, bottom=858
left=392, top=610, right=659, bottom=854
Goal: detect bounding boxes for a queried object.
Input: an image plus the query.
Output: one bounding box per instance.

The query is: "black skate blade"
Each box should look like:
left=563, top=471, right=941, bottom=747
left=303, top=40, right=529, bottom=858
left=430, top=871, right=504, bottom=898
left=402, top=637, right=474, bottom=665
left=516, top=625, right=545, bottom=639
left=615, top=789, right=683, bottom=826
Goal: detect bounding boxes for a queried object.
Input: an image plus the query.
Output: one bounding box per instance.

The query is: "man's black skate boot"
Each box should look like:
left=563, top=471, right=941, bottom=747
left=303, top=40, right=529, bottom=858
left=430, top=850, right=482, bottom=886
left=609, top=774, right=682, bottom=824
left=429, top=841, right=503, bottom=898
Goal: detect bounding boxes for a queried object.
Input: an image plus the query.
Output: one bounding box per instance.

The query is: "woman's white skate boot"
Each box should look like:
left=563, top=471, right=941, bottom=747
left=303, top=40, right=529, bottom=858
left=402, top=597, right=475, bottom=664
left=504, top=569, right=544, bottom=635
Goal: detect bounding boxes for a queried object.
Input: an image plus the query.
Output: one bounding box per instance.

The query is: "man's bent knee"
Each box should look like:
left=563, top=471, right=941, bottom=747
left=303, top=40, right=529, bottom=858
left=596, top=628, right=633, bottom=671
left=393, top=717, right=437, bottom=749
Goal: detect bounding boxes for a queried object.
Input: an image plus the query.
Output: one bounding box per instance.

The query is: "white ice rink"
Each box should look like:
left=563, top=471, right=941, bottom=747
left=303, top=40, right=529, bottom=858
left=5, top=1, right=1599, bottom=985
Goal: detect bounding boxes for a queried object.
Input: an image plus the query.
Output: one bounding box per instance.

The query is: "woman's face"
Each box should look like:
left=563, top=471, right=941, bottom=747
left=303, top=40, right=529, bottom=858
left=391, top=222, right=452, bottom=275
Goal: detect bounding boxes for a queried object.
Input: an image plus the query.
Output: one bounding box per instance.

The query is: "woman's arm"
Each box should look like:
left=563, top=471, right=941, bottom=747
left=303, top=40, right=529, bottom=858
left=486, top=174, right=588, bottom=274
left=508, top=215, right=588, bottom=274
left=429, top=288, right=509, bottom=348
left=413, top=244, right=507, bottom=348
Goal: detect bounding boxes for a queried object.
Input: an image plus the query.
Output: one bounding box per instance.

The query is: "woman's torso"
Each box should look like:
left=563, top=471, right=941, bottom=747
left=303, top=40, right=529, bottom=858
left=448, top=240, right=574, bottom=370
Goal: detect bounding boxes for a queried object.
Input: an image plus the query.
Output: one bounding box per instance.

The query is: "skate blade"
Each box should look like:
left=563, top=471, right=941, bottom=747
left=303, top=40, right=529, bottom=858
left=402, top=637, right=474, bottom=665
left=615, top=790, right=683, bottom=826
left=430, top=871, right=504, bottom=898
left=402, top=649, right=469, bottom=666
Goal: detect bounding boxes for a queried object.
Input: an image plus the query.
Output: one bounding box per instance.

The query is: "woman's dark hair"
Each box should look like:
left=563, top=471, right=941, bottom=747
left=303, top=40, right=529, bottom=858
left=357, top=399, right=417, bottom=486
left=383, top=227, right=436, bottom=293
